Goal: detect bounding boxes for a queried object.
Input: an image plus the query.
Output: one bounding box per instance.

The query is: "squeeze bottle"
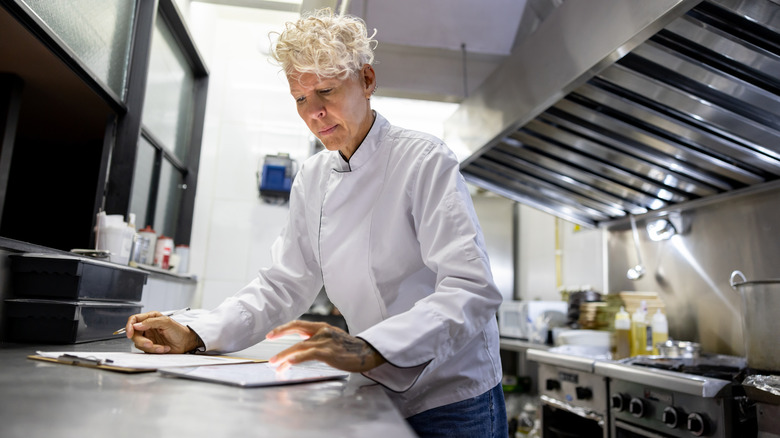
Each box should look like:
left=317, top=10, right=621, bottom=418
left=631, top=301, right=649, bottom=356
left=613, top=306, right=631, bottom=359
left=651, top=309, right=669, bottom=355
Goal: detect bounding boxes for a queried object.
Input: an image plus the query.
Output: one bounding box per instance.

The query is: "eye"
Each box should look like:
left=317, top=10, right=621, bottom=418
left=295, top=95, right=306, bottom=104
left=319, top=88, right=333, bottom=95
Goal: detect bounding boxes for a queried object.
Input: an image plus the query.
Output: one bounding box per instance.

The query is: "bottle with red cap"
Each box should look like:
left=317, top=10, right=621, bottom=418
left=154, top=235, right=174, bottom=269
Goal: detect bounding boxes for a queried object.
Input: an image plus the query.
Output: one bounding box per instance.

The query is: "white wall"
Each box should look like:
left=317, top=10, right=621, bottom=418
left=185, top=3, right=458, bottom=309
left=560, top=219, right=604, bottom=293
left=187, top=4, right=305, bottom=309
left=516, top=205, right=604, bottom=301
left=472, top=194, right=515, bottom=302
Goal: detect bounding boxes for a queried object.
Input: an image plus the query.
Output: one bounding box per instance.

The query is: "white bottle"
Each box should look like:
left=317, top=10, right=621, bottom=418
left=651, top=309, right=669, bottom=355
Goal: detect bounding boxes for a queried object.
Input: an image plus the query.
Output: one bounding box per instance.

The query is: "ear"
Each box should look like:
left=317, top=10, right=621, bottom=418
left=361, top=64, right=376, bottom=98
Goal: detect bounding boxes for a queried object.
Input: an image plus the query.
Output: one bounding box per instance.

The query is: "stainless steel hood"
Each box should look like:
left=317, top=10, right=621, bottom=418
left=445, top=0, right=780, bottom=227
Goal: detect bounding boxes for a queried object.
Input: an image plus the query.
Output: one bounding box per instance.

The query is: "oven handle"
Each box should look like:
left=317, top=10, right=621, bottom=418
left=540, top=395, right=605, bottom=427
left=615, top=419, right=672, bottom=438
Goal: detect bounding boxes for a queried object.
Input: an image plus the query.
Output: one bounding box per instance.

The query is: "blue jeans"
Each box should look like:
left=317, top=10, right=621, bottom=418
left=406, top=383, right=508, bottom=438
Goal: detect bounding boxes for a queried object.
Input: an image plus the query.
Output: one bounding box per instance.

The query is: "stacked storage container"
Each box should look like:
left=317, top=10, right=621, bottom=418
left=5, top=253, right=147, bottom=343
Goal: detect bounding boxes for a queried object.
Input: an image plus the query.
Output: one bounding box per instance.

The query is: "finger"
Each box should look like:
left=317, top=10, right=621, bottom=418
left=269, top=349, right=318, bottom=369
left=269, top=339, right=331, bottom=367
left=131, top=332, right=164, bottom=353
left=266, top=320, right=325, bottom=339
left=130, top=316, right=178, bottom=354
left=131, top=315, right=176, bottom=332
left=131, top=329, right=173, bottom=354
left=271, top=358, right=292, bottom=374
left=268, top=343, right=303, bottom=366
left=133, top=311, right=165, bottom=323
left=125, top=314, right=138, bottom=339
left=125, top=311, right=165, bottom=338
left=266, top=320, right=316, bottom=338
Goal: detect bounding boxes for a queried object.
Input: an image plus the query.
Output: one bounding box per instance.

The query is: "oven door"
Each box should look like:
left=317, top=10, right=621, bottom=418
left=541, top=395, right=607, bottom=438
left=614, top=419, right=676, bottom=438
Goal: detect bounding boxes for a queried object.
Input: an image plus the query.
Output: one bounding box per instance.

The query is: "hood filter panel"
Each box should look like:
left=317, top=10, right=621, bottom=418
left=462, top=0, right=780, bottom=227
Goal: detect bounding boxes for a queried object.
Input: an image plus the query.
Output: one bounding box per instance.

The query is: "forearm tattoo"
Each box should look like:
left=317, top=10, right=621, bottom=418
left=330, top=329, right=379, bottom=366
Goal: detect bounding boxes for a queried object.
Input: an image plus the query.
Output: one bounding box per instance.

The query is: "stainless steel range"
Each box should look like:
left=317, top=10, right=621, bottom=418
left=528, top=348, right=610, bottom=438
left=595, top=355, right=752, bottom=438
left=528, top=349, right=757, bottom=437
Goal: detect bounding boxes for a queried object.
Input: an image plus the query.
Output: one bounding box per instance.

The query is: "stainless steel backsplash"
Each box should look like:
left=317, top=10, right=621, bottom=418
left=605, top=181, right=780, bottom=356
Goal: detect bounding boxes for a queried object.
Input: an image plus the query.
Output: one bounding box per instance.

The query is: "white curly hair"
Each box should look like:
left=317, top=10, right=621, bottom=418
left=269, top=8, right=377, bottom=80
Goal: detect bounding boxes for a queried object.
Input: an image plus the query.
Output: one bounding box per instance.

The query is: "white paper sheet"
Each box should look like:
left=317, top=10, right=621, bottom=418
left=35, top=351, right=253, bottom=370
left=157, top=362, right=350, bottom=387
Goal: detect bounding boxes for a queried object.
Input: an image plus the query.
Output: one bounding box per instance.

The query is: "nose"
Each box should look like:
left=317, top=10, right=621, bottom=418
left=305, top=97, right=325, bottom=120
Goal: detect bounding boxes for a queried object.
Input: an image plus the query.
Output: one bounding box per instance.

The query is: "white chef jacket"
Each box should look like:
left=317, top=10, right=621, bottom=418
left=187, top=112, right=503, bottom=417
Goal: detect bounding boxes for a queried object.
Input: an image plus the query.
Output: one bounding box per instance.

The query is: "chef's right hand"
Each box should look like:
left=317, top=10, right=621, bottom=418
left=125, top=311, right=203, bottom=354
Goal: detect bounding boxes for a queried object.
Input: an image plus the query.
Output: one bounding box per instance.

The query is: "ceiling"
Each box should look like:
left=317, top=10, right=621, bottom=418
left=346, top=0, right=570, bottom=102
left=344, top=0, right=528, bottom=102
left=207, top=0, right=563, bottom=102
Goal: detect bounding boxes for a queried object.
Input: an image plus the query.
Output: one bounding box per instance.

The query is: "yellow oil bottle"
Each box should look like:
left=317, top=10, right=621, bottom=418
left=630, top=300, right=650, bottom=356
left=613, top=306, right=631, bottom=359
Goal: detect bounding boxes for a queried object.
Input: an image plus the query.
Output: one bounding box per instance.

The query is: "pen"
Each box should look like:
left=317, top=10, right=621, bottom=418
left=58, top=354, right=114, bottom=366
left=112, top=307, right=191, bottom=335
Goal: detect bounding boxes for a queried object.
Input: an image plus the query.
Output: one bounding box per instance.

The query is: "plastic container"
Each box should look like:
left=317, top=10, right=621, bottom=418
left=175, top=245, right=189, bottom=274
left=10, top=253, right=148, bottom=302
left=96, top=214, right=134, bottom=265
left=135, top=226, right=157, bottom=266
left=651, top=309, right=668, bottom=355
left=4, top=298, right=142, bottom=343
left=613, top=306, right=631, bottom=359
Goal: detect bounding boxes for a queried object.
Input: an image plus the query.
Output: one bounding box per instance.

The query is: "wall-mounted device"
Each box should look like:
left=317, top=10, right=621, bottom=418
left=257, top=153, right=297, bottom=204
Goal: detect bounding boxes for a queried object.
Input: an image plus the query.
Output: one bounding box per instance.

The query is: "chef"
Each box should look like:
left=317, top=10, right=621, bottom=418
left=124, top=8, right=506, bottom=437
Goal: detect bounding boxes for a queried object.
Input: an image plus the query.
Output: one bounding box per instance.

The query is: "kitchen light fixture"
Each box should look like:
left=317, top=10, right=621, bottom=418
left=646, top=218, right=677, bottom=241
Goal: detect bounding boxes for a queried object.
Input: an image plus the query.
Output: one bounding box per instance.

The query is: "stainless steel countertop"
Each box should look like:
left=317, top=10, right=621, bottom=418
left=498, top=338, right=552, bottom=353
left=0, top=337, right=416, bottom=438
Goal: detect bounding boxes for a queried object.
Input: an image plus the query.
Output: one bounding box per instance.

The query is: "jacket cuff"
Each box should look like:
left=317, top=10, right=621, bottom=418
left=357, top=335, right=431, bottom=393
left=361, top=359, right=430, bottom=393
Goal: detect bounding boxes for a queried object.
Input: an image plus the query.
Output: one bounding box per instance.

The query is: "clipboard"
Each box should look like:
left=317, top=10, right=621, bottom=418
left=29, top=351, right=264, bottom=373
left=29, top=354, right=155, bottom=373
left=158, top=362, right=350, bottom=387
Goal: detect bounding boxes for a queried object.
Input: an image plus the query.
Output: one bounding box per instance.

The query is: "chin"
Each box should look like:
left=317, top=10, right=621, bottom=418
left=320, top=141, right=341, bottom=152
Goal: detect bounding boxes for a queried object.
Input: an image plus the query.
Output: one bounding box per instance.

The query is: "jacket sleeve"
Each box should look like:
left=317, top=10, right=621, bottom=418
left=186, top=167, right=324, bottom=353
left=358, top=143, right=502, bottom=392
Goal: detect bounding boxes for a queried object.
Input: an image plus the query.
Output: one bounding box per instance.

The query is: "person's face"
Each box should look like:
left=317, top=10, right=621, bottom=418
left=288, top=65, right=376, bottom=160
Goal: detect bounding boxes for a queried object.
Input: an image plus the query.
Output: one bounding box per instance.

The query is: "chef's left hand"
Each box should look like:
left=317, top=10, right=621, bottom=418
left=266, top=320, right=386, bottom=373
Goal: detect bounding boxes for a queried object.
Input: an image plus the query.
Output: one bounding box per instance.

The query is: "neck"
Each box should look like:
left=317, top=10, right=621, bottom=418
left=340, top=110, right=376, bottom=162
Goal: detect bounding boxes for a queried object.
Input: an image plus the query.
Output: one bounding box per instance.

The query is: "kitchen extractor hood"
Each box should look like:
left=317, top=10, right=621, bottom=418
left=445, top=0, right=780, bottom=227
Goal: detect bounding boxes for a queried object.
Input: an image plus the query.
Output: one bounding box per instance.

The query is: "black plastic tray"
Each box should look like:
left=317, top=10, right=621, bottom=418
left=4, top=298, right=142, bottom=343
left=10, top=253, right=147, bottom=302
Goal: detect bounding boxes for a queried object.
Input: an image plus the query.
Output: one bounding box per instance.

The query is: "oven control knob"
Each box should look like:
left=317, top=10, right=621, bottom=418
left=687, top=413, right=707, bottom=436
left=545, top=379, right=560, bottom=391
left=610, top=393, right=627, bottom=411
left=575, top=386, right=592, bottom=400
left=629, top=398, right=645, bottom=418
left=662, top=407, right=680, bottom=428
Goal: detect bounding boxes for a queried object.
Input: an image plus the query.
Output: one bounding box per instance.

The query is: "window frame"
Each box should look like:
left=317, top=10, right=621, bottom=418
left=0, top=0, right=207, bottom=249
left=107, top=0, right=208, bottom=246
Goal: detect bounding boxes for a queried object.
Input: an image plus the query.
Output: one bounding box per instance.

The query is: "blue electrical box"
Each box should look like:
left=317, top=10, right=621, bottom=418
left=259, top=154, right=295, bottom=202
